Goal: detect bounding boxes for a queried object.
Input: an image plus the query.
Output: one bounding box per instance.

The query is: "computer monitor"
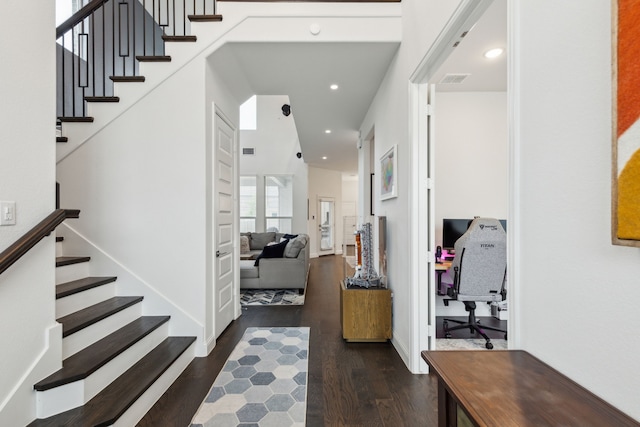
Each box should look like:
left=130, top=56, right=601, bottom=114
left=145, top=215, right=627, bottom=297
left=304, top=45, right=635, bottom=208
left=442, top=218, right=473, bottom=251
left=442, top=218, right=507, bottom=251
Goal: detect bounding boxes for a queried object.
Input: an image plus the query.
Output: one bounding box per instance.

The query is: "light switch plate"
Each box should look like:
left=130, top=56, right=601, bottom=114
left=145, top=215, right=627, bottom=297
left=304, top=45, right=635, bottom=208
left=0, top=201, right=16, bottom=226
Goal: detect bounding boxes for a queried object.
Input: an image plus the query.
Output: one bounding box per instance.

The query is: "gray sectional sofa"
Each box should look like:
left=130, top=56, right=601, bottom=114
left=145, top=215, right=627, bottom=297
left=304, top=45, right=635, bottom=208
left=239, top=232, right=310, bottom=293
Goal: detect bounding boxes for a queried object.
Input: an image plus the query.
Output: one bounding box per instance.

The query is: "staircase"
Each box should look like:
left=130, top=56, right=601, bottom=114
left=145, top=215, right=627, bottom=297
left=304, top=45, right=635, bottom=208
left=42, top=3, right=228, bottom=423
left=28, top=232, right=196, bottom=426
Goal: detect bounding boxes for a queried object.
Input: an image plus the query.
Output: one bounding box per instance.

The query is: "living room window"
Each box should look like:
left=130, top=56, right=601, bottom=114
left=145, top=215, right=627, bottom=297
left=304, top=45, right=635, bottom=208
left=265, top=175, right=293, bottom=234
left=240, top=175, right=257, bottom=232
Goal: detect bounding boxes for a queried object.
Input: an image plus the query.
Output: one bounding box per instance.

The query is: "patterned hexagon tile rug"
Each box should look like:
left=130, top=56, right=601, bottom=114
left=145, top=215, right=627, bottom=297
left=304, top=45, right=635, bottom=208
left=190, top=327, right=309, bottom=427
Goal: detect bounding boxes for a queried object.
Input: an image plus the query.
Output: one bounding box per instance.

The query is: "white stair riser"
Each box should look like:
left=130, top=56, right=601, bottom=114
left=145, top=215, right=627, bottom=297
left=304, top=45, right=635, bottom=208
left=35, top=381, right=83, bottom=420
left=112, top=80, right=150, bottom=103
left=113, top=341, right=196, bottom=427
left=56, top=262, right=91, bottom=285
left=56, top=241, right=63, bottom=257
left=85, top=101, right=118, bottom=119
left=56, top=283, right=117, bottom=318
left=36, top=322, right=169, bottom=418
left=63, top=303, right=142, bottom=359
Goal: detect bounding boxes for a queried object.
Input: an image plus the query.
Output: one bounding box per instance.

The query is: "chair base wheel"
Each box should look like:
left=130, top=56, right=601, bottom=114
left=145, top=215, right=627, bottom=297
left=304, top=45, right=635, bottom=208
left=485, top=342, right=493, bottom=350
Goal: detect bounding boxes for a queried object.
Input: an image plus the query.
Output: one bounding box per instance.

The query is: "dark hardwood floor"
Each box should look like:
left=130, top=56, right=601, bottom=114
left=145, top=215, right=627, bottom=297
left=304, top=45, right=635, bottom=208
left=138, top=254, right=438, bottom=426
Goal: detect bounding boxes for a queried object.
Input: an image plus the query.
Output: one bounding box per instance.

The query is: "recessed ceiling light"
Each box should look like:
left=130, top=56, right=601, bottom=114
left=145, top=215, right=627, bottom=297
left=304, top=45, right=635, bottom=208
left=322, top=156, right=327, bottom=160
left=484, top=48, right=504, bottom=59
left=330, top=84, right=339, bottom=90
left=325, top=129, right=331, bottom=134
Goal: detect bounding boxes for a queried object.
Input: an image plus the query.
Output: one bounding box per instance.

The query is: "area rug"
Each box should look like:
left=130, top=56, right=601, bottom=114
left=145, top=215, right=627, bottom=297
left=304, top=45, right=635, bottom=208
left=436, top=338, right=508, bottom=350
left=190, top=327, right=309, bottom=427
left=240, top=289, right=305, bottom=306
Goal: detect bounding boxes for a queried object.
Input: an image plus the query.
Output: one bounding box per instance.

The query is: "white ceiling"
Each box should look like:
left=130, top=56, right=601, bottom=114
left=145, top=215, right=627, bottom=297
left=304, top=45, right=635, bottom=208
left=211, top=0, right=506, bottom=174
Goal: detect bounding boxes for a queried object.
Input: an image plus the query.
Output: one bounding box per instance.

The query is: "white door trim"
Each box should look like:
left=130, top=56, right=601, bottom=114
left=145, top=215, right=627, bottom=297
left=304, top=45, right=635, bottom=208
left=408, top=0, right=498, bottom=373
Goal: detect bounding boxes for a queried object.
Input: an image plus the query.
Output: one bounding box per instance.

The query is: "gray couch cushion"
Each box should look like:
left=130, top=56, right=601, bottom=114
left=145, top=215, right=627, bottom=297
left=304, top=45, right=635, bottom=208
left=240, top=260, right=259, bottom=279
left=284, top=235, right=308, bottom=258
left=250, top=232, right=276, bottom=250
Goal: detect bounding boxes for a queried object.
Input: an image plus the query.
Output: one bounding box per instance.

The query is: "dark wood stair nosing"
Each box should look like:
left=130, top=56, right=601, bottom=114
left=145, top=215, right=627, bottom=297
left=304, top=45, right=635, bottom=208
left=58, top=117, right=94, bottom=123
left=63, top=209, right=81, bottom=219
left=84, top=96, right=120, bottom=103
left=109, top=75, right=146, bottom=82
left=162, top=35, right=197, bottom=42
left=56, top=136, right=68, bottom=143
left=56, top=276, right=118, bottom=299
left=27, top=337, right=196, bottom=427
left=56, top=256, right=91, bottom=268
left=188, top=14, right=223, bottom=22
left=34, top=316, right=171, bottom=391
left=135, top=55, right=171, bottom=62
left=58, top=296, right=144, bottom=337
left=55, top=236, right=64, bottom=242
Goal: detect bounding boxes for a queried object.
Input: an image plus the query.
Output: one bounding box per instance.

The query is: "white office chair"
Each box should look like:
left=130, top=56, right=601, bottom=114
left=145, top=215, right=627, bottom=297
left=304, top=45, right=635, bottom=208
left=443, top=217, right=507, bottom=349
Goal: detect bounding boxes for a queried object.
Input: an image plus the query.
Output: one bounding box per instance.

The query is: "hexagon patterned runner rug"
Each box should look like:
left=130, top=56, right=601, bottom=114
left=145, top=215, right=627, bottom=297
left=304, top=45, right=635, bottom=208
left=190, top=327, right=309, bottom=427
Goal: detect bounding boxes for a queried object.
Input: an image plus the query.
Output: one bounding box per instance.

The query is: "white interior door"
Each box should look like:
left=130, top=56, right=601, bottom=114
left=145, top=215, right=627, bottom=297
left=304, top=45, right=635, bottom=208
left=214, top=112, right=236, bottom=338
left=317, top=198, right=335, bottom=256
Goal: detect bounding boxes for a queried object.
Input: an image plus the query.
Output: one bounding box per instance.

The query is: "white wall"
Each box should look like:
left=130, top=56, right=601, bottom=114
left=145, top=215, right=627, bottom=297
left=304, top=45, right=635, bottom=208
left=56, top=42, right=242, bottom=356
left=239, top=95, right=308, bottom=234
left=434, top=92, right=508, bottom=246
left=308, top=167, right=343, bottom=257
left=514, top=0, right=640, bottom=420
left=0, top=1, right=60, bottom=424
left=359, top=0, right=463, bottom=368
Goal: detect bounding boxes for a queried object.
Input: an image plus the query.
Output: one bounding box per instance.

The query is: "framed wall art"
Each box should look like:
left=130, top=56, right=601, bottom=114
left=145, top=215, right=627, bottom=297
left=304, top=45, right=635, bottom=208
left=380, top=144, right=397, bottom=201
left=613, top=0, right=640, bottom=246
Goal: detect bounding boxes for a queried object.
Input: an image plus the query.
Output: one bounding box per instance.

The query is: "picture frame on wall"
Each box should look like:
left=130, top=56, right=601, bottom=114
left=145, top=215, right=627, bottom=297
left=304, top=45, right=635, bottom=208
left=612, top=0, right=640, bottom=247
left=370, top=173, right=375, bottom=215
left=380, top=144, right=398, bottom=201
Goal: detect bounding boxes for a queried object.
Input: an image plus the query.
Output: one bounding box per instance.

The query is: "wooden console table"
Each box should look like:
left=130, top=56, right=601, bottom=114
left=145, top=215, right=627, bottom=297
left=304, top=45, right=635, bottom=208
left=421, top=350, right=639, bottom=427
left=340, top=281, right=391, bottom=342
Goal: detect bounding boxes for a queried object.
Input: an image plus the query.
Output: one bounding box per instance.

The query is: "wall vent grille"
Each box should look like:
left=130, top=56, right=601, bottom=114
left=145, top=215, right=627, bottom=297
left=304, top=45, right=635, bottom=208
left=242, top=147, right=255, bottom=155
left=439, top=73, right=470, bottom=84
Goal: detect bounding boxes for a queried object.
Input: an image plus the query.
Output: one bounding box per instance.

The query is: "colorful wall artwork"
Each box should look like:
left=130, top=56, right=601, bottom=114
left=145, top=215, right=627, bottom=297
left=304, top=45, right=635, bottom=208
left=380, top=145, right=397, bottom=200
left=613, top=0, right=640, bottom=246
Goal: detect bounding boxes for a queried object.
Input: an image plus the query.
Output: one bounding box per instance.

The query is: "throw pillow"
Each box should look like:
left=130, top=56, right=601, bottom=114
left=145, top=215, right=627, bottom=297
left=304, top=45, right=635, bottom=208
left=254, top=239, right=288, bottom=266
left=240, top=236, right=250, bottom=254
left=283, top=233, right=298, bottom=239
left=250, top=232, right=276, bottom=250
left=284, top=235, right=308, bottom=258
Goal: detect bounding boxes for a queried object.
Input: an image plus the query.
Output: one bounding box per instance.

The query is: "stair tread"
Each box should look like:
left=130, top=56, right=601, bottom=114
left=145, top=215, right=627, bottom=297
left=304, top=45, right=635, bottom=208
left=56, top=256, right=91, bottom=267
left=56, top=136, right=68, bottom=143
left=136, top=55, right=171, bottom=62
left=28, top=337, right=195, bottom=427
left=34, top=316, right=170, bottom=391
left=58, top=117, right=94, bottom=123
left=109, top=75, right=145, bottom=82
left=58, top=296, right=143, bottom=337
left=84, top=96, right=119, bottom=102
left=56, top=276, right=118, bottom=299
left=55, top=236, right=64, bottom=242
left=162, top=35, right=197, bottom=42
left=188, top=14, right=223, bottom=22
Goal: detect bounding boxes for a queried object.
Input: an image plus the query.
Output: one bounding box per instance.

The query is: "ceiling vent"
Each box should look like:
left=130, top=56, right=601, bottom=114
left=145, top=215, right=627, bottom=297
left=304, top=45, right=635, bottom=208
left=242, top=147, right=255, bottom=155
left=439, top=73, right=470, bottom=84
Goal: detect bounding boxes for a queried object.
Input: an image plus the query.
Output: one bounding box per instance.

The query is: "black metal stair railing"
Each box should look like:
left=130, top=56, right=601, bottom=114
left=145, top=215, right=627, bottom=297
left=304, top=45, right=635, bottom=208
left=57, top=0, right=218, bottom=118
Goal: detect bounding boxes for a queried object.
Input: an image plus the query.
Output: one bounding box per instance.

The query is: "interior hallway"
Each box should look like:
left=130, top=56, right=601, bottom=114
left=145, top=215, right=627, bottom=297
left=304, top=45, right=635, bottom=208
left=139, top=255, right=438, bottom=426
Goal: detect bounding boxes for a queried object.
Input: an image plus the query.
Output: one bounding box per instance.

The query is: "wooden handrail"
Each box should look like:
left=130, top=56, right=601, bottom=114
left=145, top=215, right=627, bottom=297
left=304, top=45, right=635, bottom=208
left=56, top=0, right=110, bottom=39
left=0, top=209, right=80, bottom=276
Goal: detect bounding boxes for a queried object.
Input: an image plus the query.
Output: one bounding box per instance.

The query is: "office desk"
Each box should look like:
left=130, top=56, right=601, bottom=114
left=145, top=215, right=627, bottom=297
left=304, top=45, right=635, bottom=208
left=435, top=261, right=452, bottom=295
left=421, top=350, right=639, bottom=427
